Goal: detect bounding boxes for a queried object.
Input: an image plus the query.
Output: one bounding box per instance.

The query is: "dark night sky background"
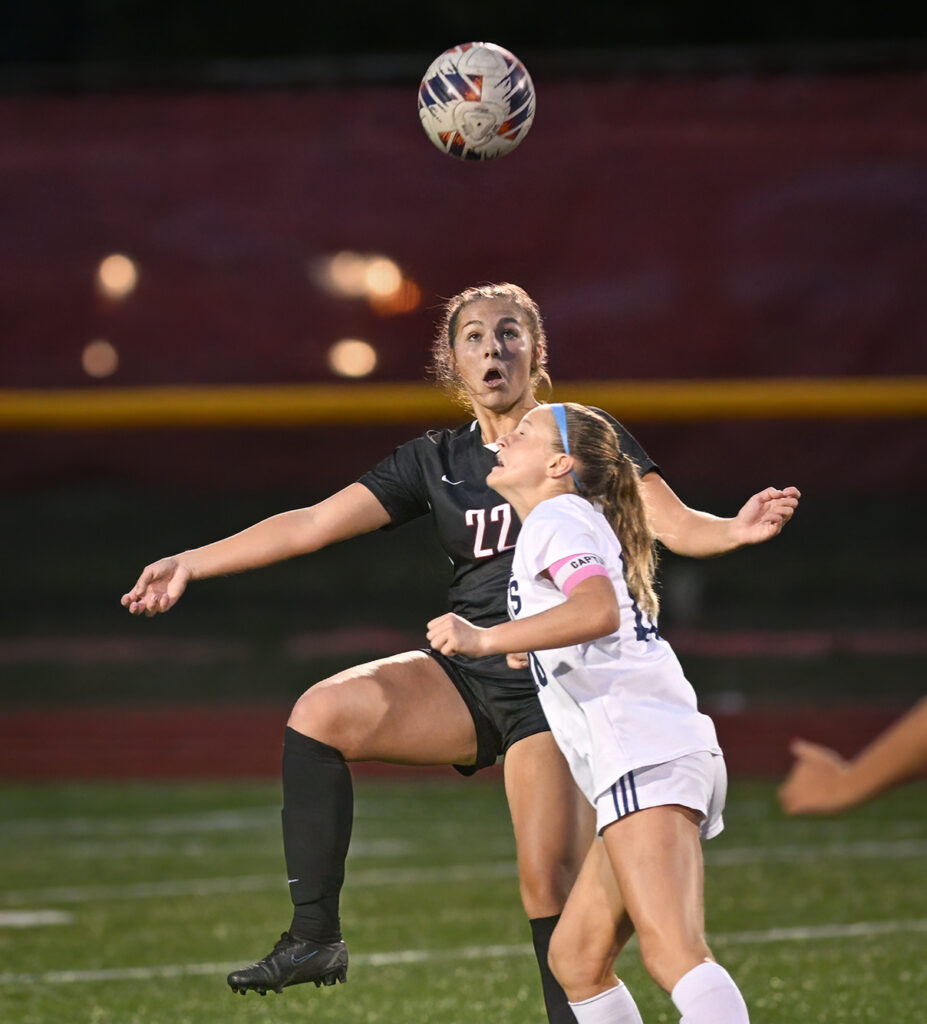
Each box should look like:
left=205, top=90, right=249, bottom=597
left=2, top=2, right=926, bottom=80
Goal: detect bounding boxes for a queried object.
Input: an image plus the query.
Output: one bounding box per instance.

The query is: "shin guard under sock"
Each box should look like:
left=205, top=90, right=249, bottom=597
left=671, top=961, right=750, bottom=1024
left=569, top=982, right=644, bottom=1024
left=281, top=726, right=353, bottom=943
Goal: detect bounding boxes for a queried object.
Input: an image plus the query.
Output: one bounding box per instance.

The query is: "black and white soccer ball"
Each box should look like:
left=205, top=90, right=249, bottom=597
left=417, top=42, right=536, bottom=161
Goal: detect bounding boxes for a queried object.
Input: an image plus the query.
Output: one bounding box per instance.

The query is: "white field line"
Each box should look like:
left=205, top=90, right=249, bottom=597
left=705, top=837, right=927, bottom=865
left=713, top=919, right=927, bottom=945
left=37, top=835, right=927, bottom=867
left=0, top=862, right=520, bottom=907
left=2, top=810, right=413, bottom=840
left=0, top=874, right=290, bottom=906
left=0, top=803, right=445, bottom=839
left=0, top=910, right=73, bottom=928
left=35, top=836, right=411, bottom=861
left=0, top=809, right=279, bottom=838
left=3, top=836, right=925, bottom=908
left=2, top=920, right=927, bottom=986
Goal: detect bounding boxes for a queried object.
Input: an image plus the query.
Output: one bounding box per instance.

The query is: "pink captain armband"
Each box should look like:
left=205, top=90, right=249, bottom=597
left=548, top=552, right=609, bottom=596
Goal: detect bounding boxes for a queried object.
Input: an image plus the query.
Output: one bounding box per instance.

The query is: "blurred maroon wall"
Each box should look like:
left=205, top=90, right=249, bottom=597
left=2, top=72, right=925, bottom=496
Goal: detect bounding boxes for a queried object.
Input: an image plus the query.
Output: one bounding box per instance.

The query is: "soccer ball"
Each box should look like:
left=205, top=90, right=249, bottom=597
left=417, top=42, right=536, bottom=161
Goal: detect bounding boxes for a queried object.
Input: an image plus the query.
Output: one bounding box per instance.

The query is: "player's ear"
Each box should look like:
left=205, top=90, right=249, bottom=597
left=547, top=453, right=573, bottom=482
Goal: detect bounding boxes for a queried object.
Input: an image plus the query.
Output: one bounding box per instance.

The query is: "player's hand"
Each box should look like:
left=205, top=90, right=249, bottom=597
left=777, top=738, right=854, bottom=815
left=426, top=613, right=490, bottom=658
left=732, top=486, right=801, bottom=546
left=507, top=652, right=529, bottom=670
left=121, top=557, right=191, bottom=617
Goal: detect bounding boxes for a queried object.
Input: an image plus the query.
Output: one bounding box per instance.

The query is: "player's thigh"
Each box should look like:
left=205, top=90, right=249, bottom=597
left=601, top=805, right=708, bottom=982
left=549, top=839, right=635, bottom=996
left=288, top=650, right=478, bottom=765
left=503, top=732, right=596, bottom=914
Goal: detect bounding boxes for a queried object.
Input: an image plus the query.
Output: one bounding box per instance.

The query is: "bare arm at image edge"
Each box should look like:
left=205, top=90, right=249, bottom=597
left=778, top=696, right=927, bottom=815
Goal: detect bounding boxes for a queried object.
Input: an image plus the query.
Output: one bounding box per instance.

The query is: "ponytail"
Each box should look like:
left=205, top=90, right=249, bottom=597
left=553, top=404, right=659, bottom=621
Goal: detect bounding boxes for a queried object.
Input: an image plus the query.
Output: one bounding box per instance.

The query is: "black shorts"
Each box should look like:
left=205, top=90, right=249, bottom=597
left=424, top=648, right=551, bottom=776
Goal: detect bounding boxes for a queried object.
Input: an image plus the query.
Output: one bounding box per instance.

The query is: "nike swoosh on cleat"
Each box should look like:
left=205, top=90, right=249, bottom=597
left=441, top=475, right=464, bottom=485
left=290, top=949, right=321, bottom=965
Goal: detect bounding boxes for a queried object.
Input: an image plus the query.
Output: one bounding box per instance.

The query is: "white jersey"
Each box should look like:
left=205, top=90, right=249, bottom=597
left=508, top=493, right=721, bottom=805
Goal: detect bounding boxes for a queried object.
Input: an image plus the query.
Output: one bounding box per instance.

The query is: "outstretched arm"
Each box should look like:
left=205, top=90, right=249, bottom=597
left=778, top=697, right=927, bottom=815
left=121, top=482, right=390, bottom=616
left=641, top=473, right=800, bottom=558
left=427, top=575, right=620, bottom=658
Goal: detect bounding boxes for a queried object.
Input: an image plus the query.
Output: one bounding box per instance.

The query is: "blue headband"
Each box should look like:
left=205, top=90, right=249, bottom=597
left=550, top=403, right=584, bottom=493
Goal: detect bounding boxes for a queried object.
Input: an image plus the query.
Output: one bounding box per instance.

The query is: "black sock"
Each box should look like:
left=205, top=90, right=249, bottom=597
left=281, top=726, right=353, bottom=943
left=530, top=915, right=577, bottom=1024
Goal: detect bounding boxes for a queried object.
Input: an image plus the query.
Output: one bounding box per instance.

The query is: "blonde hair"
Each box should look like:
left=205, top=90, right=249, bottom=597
left=430, top=282, right=552, bottom=408
left=553, top=403, right=659, bottom=622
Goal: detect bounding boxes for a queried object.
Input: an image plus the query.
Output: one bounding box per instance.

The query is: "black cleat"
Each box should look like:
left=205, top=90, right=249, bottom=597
left=227, top=932, right=348, bottom=995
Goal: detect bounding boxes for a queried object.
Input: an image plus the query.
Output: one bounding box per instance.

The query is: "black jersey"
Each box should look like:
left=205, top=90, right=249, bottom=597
left=358, top=409, right=658, bottom=684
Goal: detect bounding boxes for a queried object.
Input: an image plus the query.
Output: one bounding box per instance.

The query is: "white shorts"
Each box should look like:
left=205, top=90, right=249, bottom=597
left=595, top=751, right=727, bottom=840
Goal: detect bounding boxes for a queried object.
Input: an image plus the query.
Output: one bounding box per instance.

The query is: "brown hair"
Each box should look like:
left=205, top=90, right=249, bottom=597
left=554, top=403, right=660, bottom=622
left=430, top=282, right=551, bottom=408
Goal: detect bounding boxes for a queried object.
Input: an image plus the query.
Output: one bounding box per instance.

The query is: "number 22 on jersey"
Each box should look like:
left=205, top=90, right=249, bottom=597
left=465, top=503, right=515, bottom=558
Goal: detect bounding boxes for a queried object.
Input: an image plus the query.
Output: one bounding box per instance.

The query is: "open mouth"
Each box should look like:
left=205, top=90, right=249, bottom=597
left=483, top=368, right=504, bottom=387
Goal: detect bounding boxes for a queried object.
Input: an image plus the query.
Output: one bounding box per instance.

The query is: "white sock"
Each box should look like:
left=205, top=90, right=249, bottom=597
left=671, top=961, right=749, bottom=1024
left=569, top=981, right=644, bottom=1024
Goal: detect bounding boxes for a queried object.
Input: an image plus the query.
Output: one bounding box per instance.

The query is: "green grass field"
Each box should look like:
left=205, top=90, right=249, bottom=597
left=1, top=776, right=925, bottom=1024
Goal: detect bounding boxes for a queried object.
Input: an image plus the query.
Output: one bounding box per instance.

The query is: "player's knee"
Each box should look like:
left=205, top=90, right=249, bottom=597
left=548, top=926, right=612, bottom=1000
left=547, top=929, right=574, bottom=990
left=517, top=859, right=574, bottom=918
left=288, top=683, right=353, bottom=753
left=637, top=925, right=710, bottom=992
left=517, top=839, right=585, bottom=917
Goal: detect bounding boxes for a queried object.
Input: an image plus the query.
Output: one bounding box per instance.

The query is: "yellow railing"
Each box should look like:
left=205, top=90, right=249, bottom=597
left=1, top=376, right=926, bottom=430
